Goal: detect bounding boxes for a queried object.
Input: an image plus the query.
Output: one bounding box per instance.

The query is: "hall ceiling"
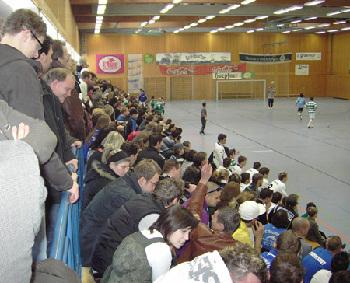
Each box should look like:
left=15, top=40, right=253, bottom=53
left=70, top=0, right=350, bottom=34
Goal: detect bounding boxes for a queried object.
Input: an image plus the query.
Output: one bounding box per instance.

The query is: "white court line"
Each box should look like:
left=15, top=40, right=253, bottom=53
left=252, top=150, right=273, bottom=153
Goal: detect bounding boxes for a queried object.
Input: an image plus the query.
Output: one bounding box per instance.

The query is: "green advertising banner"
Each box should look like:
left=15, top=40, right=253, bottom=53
left=144, top=54, right=154, bottom=64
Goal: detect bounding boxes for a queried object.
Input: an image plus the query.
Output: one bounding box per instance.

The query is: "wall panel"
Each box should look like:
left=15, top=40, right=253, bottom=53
left=85, top=32, right=335, bottom=100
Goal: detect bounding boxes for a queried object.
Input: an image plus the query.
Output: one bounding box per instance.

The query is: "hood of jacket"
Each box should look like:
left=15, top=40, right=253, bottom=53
left=91, top=159, right=117, bottom=181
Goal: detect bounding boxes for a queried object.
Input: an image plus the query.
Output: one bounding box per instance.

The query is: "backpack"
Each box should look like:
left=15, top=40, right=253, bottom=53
left=102, top=232, right=165, bottom=283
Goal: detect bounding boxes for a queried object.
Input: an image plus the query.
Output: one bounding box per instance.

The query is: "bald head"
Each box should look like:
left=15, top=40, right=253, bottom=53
left=292, top=217, right=310, bottom=237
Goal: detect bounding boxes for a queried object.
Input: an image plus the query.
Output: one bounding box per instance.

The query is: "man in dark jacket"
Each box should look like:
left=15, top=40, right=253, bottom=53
left=92, top=177, right=184, bottom=274
left=0, top=10, right=75, bottom=196
left=51, top=40, right=87, bottom=140
left=136, top=134, right=165, bottom=168
left=80, top=159, right=161, bottom=278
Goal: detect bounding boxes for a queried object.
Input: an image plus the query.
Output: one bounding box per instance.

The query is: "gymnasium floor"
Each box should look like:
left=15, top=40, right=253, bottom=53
left=165, top=97, right=350, bottom=244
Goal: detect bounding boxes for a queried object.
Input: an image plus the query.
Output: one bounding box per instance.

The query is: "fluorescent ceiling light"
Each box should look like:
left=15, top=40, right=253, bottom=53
left=256, top=28, right=264, bottom=31
left=97, top=4, right=106, bottom=15
left=327, top=29, right=338, bottom=32
left=141, top=22, right=148, bottom=27
left=160, top=4, right=174, bottom=13
left=256, top=16, right=268, bottom=20
left=206, top=15, right=216, bottom=20
left=334, top=20, right=346, bottom=25
left=291, top=19, right=302, bottom=24
left=305, top=16, right=317, bottom=20
left=341, top=26, right=350, bottom=31
left=233, top=22, right=244, bottom=26
left=304, top=26, right=315, bottom=30
left=98, top=0, right=108, bottom=4
left=153, top=16, right=160, bottom=20
left=316, top=31, right=326, bottom=34
left=228, top=4, right=240, bottom=10
left=342, top=8, right=350, bottom=13
left=94, top=29, right=100, bottom=34
left=198, top=18, right=207, bottom=23
left=218, top=27, right=226, bottom=31
left=318, top=23, right=330, bottom=27
left=277, top=24, right=285, bottom=27
left=241, top=0, right=256, bottom=5
left=219, top=9, right=230, bottom=14
left=225, top=25, right=234, bottom=29
left=210, top=30, right=218, bottom=33
left=274, top=5, right=303, bottom=15
left=96, top=19, right=103, bottom=24
left=327, top=11, right=342, bottom=16
left=173, top=30, right=180, bottom=33
left=247, top=29, right=255, bottom=33
left=183, top=25, right=191, bottom=30
left=282, top=30, right=291, bottom=33
left=96, top=16, right=103, bottom=21
left=292, top=29, right=301, bottom=32
left=149, top=19, right=156, bottom=24
left=190, top=22, right=198, bottom=27
left=304, top=0, right=325, bottom=6
left=244, top=18, right=256, bottom=23
left=173, top=0, right=182, bottom=3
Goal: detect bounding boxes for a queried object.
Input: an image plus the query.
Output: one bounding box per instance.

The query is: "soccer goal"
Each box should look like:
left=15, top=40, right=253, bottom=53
left=215, top=79, right=266, bottom=101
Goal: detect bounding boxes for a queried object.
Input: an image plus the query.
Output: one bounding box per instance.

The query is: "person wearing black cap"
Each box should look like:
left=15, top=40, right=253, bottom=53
left=83, top=150, right=131, bottom=210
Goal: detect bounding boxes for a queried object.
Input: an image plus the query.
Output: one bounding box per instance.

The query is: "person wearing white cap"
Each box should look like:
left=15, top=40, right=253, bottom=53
left=233, top=201, right=265, bottom=254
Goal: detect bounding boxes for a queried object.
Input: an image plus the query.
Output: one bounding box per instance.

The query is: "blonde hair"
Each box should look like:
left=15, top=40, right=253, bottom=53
left=101, top=131, right=125, bottom=164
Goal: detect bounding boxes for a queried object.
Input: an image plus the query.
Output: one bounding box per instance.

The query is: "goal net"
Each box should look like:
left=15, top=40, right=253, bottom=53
left=216, top=79, right=266, bottom=101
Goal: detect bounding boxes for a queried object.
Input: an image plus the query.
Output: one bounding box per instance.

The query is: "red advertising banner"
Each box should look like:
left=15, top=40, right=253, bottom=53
left=96, top=54, right=124, bottom=74
left=159, top=64, right=247, bottom=76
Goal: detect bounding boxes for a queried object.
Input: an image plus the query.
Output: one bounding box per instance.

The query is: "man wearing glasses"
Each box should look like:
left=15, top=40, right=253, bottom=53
left=0, top=9, right=46, bottom=119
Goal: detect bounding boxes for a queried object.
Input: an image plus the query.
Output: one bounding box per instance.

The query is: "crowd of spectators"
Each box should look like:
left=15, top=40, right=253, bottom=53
left=0, top=8, right=349, bottom=283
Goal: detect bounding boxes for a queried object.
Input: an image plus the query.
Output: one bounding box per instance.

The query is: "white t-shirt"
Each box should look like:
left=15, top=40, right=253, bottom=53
left=141, top=229, right=172, bottom=282
left=269, top=179, right=287, bottom=197
left=246, top=168, right=258, bottom=181
left=213, top=142, right=226, bottom=168
left=155, top=250, right=232, bottom=283
left=310, top=269, right=331, bottom=283
left=231, top=165, right=242, bottom=175
left=240, top=182, right=249, bottom=192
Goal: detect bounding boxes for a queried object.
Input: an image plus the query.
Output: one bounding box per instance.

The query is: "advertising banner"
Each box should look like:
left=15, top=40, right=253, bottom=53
left=239, top=53, right=292, bottom=64
left=296, top=52, right=321, bottom=61
left=96, top=54, right=124, bottom=74
left=212, top=71, right=255, bottom=80
left=128, top=54, right=143, bottom=93
left=156, top=52, right=231, bottom=65
left=295, top=64, right=309, bottom=75
left=159, top=64, right=246, bottom=76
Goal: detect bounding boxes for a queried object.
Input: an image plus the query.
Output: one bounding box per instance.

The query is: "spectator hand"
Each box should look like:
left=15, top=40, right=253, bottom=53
left=253, top=220, right=264, bottom=240
left=66, top=159, right=78, bottom=172
left=72, top=140, right=82, bottom=148
left=199, top=163, right=212, bottom=184
left=11, top=123, right=30, bottom=140
left=68, top=181, right=79, bottom=203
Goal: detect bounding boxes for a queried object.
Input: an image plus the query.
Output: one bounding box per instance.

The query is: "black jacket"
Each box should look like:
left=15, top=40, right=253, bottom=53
left=82, top=160, right=118, bottom=210
left=80, top=173, right=143, bottom=266
left=136, top=146, right=165, bottom=168
left=92, top=194, right=165, bottom=273
left=42, top=79, right=75, bottom=203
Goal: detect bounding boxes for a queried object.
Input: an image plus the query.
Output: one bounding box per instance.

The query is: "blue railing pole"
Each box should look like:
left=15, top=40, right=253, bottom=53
left=49, top=147, right=85, bottom=277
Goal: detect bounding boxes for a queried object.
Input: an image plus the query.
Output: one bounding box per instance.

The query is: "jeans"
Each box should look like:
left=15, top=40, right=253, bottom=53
left=268, top=98, right=274, bottom=108
left=200, top=117, right=206, bottom=133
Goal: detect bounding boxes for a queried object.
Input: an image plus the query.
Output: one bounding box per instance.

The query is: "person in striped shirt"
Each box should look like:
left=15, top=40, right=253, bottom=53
left=305, top=97, right=318, bottom=128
